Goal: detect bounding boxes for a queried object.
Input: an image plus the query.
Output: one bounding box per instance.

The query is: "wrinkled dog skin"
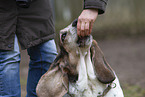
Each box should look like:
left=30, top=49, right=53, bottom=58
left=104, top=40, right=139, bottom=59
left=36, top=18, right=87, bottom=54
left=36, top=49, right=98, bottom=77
left=36, top=19, right=124, bottom=97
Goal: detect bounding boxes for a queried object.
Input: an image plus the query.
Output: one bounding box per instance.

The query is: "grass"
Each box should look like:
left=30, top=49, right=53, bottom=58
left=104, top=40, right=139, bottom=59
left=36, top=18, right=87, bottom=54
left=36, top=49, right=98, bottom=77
left=122, top=84, right=145, bottom=97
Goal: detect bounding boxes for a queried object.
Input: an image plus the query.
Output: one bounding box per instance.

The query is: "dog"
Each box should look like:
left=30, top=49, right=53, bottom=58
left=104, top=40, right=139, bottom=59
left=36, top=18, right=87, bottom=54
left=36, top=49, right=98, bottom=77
left=36, top=19, right=124, bottom=97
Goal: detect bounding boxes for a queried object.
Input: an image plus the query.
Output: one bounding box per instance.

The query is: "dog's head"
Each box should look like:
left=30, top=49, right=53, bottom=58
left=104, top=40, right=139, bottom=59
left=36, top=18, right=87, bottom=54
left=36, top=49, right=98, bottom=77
left=59, top=19, right=93, bottom=56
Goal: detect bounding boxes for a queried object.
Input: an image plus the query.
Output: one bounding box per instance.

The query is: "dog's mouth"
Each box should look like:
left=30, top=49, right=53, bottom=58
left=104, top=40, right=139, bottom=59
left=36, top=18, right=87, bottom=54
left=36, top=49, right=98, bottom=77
left=77, top=35, right=91, bottom=47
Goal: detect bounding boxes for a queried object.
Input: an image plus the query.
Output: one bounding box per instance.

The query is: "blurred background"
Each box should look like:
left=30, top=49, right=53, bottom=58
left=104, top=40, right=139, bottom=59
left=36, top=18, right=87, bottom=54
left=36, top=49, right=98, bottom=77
left=20, top=0, right=145, bottom=97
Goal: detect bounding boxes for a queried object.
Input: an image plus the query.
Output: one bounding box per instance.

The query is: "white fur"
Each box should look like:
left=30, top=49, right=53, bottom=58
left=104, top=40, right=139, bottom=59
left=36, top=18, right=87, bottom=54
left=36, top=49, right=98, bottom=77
left=68, top=49, right=124, bottom=97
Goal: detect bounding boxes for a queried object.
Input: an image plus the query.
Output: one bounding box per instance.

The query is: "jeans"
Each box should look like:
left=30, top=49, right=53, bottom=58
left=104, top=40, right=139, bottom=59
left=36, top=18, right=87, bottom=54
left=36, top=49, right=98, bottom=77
left=0, top=36, right=57, bottom=97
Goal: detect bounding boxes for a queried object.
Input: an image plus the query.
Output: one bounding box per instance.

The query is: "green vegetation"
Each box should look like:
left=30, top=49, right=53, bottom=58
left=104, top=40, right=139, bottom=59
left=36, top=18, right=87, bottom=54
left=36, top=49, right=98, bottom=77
left=122, top=84, right=145, bottom=97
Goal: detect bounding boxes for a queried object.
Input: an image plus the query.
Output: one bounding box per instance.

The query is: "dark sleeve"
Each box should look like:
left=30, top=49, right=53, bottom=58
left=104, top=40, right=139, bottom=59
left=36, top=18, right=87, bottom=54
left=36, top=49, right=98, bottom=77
left=84, top=0, right=108, bottom=14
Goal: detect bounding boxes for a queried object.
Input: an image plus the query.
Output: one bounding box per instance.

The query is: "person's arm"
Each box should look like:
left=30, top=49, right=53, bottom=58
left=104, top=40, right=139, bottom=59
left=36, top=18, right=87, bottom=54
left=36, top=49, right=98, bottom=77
left=77, top=0, right=108, bottom=37
left=84, top=0, right=108, bottom=14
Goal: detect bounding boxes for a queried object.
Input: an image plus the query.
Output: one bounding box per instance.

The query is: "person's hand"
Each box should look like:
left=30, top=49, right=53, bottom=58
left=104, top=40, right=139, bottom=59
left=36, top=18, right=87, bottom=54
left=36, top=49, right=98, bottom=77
left=77, top=9, right=98, bottom=37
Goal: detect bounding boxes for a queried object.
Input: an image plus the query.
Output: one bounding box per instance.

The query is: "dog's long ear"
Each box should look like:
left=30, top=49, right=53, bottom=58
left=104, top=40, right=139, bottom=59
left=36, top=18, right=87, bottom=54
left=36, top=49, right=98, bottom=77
left=36, top=54, right=69, bottom=97
left=90, top=40, right=115, bottom=84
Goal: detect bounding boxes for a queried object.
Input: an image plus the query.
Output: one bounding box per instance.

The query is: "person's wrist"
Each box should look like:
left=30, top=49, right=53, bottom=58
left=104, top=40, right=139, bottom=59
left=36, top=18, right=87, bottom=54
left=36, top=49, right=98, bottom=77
left=84, top=8, right=98, bottom=13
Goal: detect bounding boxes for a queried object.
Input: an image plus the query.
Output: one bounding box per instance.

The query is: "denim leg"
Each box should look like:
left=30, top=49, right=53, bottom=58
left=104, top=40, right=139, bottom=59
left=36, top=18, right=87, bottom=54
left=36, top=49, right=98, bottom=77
left=0, top=36, right=21, bottom=97
left=26, top=39, right=57, bottom=97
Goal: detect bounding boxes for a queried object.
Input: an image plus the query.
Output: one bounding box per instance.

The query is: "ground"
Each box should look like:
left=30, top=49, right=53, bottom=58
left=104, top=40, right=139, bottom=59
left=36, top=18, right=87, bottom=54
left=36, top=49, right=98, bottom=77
left=20, top=36, right=145, bottom=97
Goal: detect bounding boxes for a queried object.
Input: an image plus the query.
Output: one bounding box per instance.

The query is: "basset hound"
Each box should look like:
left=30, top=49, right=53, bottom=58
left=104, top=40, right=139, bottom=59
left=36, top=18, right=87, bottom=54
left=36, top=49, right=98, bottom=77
left=36, top=19, right=124, bottom=97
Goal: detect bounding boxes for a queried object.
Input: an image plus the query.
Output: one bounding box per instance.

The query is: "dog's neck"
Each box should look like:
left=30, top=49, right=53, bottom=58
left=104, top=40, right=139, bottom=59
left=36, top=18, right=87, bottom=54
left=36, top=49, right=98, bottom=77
left=76, top=48, right=96, bottom=90
left=68, top=47, right=102, bottom=96
left=68, top=46, right=90, bottom=65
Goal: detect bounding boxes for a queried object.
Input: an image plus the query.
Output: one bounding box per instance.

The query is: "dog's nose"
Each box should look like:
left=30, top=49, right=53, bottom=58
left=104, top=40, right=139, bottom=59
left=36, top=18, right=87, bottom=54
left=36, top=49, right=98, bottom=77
left=72, top=19, right=78, bottom=27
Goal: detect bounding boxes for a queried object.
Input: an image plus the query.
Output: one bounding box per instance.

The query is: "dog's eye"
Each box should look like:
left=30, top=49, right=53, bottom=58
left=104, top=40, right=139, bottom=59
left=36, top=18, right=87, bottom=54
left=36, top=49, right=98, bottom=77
left=61, top=33, right=67, bottom=42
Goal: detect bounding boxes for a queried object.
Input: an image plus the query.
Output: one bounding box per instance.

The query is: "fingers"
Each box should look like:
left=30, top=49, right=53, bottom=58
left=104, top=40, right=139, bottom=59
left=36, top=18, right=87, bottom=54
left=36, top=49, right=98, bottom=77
left=89, top=20, right=94, bottom=34
left=77, top=9, right=98, bottom=37
left=84, top=21, right=90, bottom=36
left=77, top=19, right=81, bottom=36
left=80, top=21, right=90, bottom=37
left=77, top=19, right=93, bottom=37
left=80, top=21, right=85, bottom=37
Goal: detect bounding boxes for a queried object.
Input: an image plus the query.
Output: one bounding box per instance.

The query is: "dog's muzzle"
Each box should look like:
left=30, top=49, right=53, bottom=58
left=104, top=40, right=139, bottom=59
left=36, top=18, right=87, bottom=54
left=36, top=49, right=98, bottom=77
left=77, top=35, right=92, bottom=47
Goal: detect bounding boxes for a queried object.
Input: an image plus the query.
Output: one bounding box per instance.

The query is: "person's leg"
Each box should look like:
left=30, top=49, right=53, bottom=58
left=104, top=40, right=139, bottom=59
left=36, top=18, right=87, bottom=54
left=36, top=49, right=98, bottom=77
left=0, top=36, right=21, bottom=97
left=26, top=39, right=57, bottom=97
